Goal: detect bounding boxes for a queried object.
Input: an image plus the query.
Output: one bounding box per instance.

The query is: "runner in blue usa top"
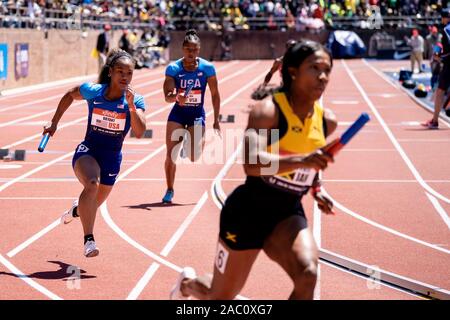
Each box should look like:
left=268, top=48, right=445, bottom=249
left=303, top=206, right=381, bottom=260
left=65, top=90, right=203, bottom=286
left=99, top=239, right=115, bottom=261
left=43, top=48, right=147, bottom=258
left=162, top=29, right=221, bottom=203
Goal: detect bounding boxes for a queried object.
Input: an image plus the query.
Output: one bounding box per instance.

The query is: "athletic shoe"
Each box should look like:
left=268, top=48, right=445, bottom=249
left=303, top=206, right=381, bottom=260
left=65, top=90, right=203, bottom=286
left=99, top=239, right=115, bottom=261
left=84, top=240, right=99, bottom=258
left=162, top=189, right=174, bottom=203
left=60, top=199, right=79, bottom=225
left=170, top=267, right=196, bottom=300
left=421, top=119, right=439, bottom=129
left=445, top=107, right=450, bottom=117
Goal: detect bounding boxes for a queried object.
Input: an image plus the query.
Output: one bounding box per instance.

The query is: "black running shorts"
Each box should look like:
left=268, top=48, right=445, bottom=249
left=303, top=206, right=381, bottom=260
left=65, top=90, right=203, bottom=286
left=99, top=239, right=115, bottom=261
left=438, top=62, right=450, bottom=91
left=219, top=176, right=308, bottom=251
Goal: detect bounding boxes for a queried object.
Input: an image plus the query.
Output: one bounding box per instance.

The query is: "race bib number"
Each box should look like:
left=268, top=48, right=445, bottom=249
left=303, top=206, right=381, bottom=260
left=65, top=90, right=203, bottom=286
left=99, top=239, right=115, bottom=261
left=291, top=168, right=315, bottom=186
left=262, top=168, right=316, bottom=196
left=180, top=89, right=202, bottom=106
left=91, top=108, right=126, bottom=135
left=215, top=242, right=229, bottom=274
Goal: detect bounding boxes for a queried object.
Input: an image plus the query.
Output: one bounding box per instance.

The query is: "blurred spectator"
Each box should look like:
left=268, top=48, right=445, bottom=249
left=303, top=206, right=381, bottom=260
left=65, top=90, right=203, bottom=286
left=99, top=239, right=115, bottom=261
left=96, top=24, right=110, bottom=73
left=128, top=29, right=140, bottom=49
left=405, top=29, right=425, bottom=73
left=425, top=26, right=443, bottom=59
left=118, top=29, right=132, bottom=55
left=157, top=28, right=171, bottom=64
left=0, top=0, right=445, bottom=31
left=220, top=30, right=233, bottom=60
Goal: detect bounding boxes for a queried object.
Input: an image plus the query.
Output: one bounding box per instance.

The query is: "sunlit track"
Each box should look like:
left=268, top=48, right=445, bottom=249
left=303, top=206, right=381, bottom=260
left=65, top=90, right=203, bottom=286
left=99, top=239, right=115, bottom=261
left=0, top=62, right=238, bottom=149
left=0, top=59, right=448, bottom=300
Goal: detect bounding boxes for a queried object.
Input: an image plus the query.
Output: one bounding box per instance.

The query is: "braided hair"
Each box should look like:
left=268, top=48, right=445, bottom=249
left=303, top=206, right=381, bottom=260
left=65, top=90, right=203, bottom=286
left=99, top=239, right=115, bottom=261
left=98, top=48, right=135, bottom=84
left=183, top=29, right=200, bottom=46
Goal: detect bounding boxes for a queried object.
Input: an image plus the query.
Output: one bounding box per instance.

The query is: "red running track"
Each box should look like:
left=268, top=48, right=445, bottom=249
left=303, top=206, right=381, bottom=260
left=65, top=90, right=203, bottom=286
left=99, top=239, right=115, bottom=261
left=0, top=59, right=448, bottom=300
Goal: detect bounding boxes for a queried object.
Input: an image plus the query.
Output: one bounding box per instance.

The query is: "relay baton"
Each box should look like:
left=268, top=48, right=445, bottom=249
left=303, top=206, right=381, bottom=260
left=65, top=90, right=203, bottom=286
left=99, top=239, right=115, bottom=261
left=184, top=83, right=194, bottom=97
left=326, top=113, right=370, bottom=156
left=38, top=133, right=50, bottom=152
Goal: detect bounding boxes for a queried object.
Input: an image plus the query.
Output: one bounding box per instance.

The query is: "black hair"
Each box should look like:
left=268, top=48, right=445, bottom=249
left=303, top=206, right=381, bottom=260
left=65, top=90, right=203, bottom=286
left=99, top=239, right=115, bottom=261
left=251, top=40, right=332, bottom=100
left=183, top=29, right=200, bottom=46
left=98, top=48, right=135, bottom=84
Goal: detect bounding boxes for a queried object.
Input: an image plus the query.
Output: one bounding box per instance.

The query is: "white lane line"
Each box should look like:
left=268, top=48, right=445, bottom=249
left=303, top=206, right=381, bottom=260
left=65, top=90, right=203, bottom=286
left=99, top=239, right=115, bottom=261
left=323, top=179, right=446, bottom=183
left=0, top=197, right=75, bottom=200
left=0, top=253, right=62, bottom=300
left=7, top=218, right=61, bottom=258
left=331, top=100, right=359, bottom=105
left=425, top=193, right=450, bottom=230
left=210, top=143, right=243, bottom=209
left=320, top=187, right=450, bottom=255
left=126, top=263, right=161, bottom=300
left=0, top=76, right=162, bottom=118
left=0, top=152, right=74, bottom=193
left=127, top=192, right=208, bottom=299
left=0, top=164, right=22, bottom=169
left=341, top=149, right=396, bottom=152
left=342, top=60, right=450, bottom=205
left=361, top=59, right=450, bottom=128
left=0, top=66, right=167, bottom=111
left=100, top=203, right=182, bottom=272
left=319, top=260, right=424, bottom=299
left=313, top=187, right=321, bottom=300
left=0, top=76, right=163, bottom=129
left=160, top=192, right=208, bottom=257
left=2, top=117, right=86, bottom=150
left=0, top=108, right=81, bottom=128
left=397, top=139, right=450, bottom=142
left=123, top=140, right=152, bottom=145
left=0, top=95, right=66, bottom=113
left=0, top=178, right=245, bottom=183
left=0, top=109, right=63, bottom=128
left=148, top=121, right=166, bottom=126
left=3, top=178, right=450, bottom=184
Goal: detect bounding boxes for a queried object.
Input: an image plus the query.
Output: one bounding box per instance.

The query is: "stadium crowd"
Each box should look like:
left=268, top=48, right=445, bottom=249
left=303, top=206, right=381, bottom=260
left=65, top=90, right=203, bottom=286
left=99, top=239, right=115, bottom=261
left=0, top=1, right=446, bottom=31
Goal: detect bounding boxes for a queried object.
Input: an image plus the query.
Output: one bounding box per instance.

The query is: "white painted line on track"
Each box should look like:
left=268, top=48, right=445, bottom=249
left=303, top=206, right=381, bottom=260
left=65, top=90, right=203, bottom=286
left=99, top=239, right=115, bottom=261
left=342, top=60, right=450, bottom=206
left=320, top=187, right=450, bottom=255
left=425, top=192, right=450, bottom=230
left=7, top=218, right=61, bottom=258
left=0, top=253, right=62, bottom=300
left=127, top=192, right=208, bottom=300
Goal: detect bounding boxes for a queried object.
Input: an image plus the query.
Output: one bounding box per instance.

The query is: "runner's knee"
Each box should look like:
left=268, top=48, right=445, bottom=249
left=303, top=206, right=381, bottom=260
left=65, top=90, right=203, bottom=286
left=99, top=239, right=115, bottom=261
left=84, top=177, right=100, bottom=193
left=293, top=260, right=317, bottom=288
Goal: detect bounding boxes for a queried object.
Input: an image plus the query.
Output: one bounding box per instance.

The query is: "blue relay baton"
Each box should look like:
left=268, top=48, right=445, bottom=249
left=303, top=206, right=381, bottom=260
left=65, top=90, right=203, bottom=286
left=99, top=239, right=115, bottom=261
left=327, top=112, right=370, bottom=155
left=38, top=133, right=50, bottom=152
left=184, top=83, right=195, bottom=97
